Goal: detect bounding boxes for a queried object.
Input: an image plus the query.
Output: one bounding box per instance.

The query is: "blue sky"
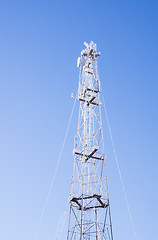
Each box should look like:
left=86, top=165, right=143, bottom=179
left=0, top=1, right=158, bottom=240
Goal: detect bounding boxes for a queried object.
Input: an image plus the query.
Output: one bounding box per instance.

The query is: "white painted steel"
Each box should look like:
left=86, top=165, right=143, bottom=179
left=67, top=42, right=113, bottom=240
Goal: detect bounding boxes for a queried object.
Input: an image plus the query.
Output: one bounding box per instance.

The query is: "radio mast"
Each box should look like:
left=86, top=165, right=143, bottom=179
left=67, top=41, right=113, bottom=240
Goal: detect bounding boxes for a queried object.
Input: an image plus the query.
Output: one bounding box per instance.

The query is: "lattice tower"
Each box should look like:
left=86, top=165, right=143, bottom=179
left=67, top=41, right=113, bottom=240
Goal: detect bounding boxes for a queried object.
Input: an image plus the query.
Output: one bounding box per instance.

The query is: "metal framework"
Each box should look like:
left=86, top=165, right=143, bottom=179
left=67, top=41, right=113, bottom=240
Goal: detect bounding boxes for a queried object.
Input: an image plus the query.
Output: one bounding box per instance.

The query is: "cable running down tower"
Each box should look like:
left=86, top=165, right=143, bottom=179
left=67, top=41, right=113, bottom=240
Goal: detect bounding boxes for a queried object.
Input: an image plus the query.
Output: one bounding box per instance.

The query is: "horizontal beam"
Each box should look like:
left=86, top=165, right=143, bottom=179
left=72, top=194, right=101, bottom=201
left=84, top=203, right=108, bottom=211
left=70, top=195, right=109, bottom=211
left=86, top=87, right=99, bottom=93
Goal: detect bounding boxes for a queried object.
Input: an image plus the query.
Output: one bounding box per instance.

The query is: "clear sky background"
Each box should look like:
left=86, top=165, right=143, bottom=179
left=0, top=1, right=158, bottom=240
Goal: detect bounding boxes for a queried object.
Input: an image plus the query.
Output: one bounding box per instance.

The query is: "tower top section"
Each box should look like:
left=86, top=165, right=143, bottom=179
left=77, top=41, right=101, bottom=67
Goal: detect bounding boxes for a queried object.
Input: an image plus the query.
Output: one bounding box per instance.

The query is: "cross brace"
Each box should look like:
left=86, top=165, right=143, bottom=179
left=79, top=98, right=99, bottom=106
left=74, top=150, right=103, bottom=161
